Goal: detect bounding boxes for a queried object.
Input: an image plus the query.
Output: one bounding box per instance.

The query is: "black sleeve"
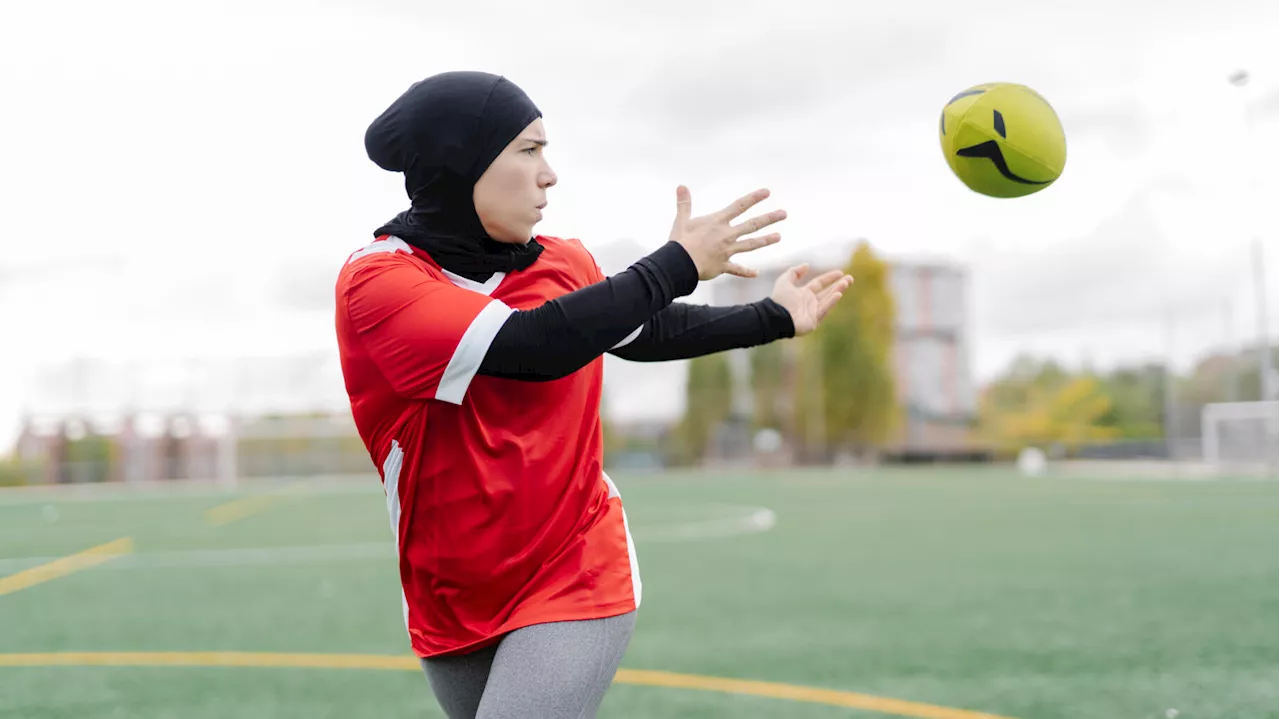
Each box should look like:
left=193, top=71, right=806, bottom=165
left=476, top=241, right=699, bottom=381
left=607, top=298, right=795, bottom=362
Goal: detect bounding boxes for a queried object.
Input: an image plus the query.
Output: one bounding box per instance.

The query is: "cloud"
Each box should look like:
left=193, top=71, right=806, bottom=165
left=619, top=16, right=951, bottom=142
left=1058, top=103, right=1150, bottom=156
left=1246, top=86, right=1279, bottom=122
left=273, top=261, right=339, bottom=313
left=972, top=192, right=1205, bottom=336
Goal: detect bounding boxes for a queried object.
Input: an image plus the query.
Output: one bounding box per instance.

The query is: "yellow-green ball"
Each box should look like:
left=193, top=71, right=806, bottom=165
left=939, top=82, right=1067, bottom=198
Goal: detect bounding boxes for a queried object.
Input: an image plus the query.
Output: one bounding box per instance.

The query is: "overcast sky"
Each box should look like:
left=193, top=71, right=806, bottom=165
left=0, top=0, right=1276, bottom=444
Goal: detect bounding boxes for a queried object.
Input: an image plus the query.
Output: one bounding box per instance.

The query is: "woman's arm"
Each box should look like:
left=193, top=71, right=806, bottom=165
left=475, top=241, right=699, bottom=381
left=607, top=299, right=794, bottom=362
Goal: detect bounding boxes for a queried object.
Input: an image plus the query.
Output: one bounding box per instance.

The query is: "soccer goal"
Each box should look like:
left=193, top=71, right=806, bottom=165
left=1200, top=401, right=1278, bottom=472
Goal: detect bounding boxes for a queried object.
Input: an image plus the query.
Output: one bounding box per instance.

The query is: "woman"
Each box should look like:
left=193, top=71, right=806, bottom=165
left=335, top=71, right=851, bottom=719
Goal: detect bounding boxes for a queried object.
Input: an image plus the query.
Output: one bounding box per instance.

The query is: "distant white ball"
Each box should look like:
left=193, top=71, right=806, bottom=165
left=753, top=428, right=783, bottom=454
left=1017, top=447, right=1048, bottom=477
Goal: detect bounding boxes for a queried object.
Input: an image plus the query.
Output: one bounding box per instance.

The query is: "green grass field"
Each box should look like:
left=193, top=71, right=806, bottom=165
left=0, top=467, right=1276, bottom=718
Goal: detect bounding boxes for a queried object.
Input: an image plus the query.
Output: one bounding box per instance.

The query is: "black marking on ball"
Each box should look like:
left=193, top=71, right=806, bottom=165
left=993, top=110, right=1006, bottom=138
left=946, top=88, right=987, bottom=106
left=955, top=141, right=1050, bottom=185
left=943, top=88, right=989, bottom=137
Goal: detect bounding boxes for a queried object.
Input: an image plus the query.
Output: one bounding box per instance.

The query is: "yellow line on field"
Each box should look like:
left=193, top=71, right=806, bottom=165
left=0, top=538, right=134, bottom=597
left=0, top=652, right=417, bottom=671
left=205, top=481, right=311, bottom=527
left=0, top=652, right=1019, bottom=719
left=204, top=495, right=278, bottom=527
left=617, top=668, right=1016, bottom=719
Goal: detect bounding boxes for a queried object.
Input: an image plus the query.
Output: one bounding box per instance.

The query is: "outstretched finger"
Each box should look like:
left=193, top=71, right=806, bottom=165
left=724, top=262, right=759, bottom=279
left=729, top=233, right=781, bottom=256
left=821, top=275, right=853, bottom=301
left=675, top=185, right=693, bottom=224
left=784, top=263, right=810, bottom=285
left=817, top=290, right=845, bottom=320
left=804, top=270, right=846, bottom=293
left=730, top=209, right=787, bottom=238
left=817, top=277, right=854, bottom=302
left=715, top=188, right=771, bottom=221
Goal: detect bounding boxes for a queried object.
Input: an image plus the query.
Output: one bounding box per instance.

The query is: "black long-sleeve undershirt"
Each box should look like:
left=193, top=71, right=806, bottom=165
left=475, top=242, right=795, bottom=381
left=476, top=241, right=697, bottom=381
left=608, top=298, right=794, bottom=362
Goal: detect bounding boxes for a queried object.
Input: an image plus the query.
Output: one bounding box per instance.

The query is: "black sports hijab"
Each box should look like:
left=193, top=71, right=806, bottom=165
left=365, top=71, right=544, bottom=281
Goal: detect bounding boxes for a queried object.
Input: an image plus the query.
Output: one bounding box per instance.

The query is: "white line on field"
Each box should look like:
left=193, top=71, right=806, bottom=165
left=0, top=543, right=392, bottom=573
left=0, top=476, right=377, bottom=506
left=636, top=506, right=777, bottom=542
left=0, top=505, right=777, bottom=573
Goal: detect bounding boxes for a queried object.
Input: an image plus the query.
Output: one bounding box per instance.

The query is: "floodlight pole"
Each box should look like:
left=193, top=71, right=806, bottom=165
left=1252, top=239, right=1274, bottom=400
left=1228, top=70, right=1276, bottom=401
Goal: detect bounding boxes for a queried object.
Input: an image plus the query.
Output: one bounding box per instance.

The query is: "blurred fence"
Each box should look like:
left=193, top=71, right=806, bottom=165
left=6, top=413, right=375, bottom=487
left=4, top=401, right=1275, bottom=488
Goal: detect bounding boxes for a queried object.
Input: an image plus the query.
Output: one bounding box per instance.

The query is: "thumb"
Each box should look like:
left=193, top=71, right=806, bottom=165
left=788, top=264, right=810, bottom=283
left=675, top=185, right=692, bottom=223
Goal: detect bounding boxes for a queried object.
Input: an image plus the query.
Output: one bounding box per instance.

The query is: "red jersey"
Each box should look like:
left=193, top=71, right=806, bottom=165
left=334, top=234, right=640, bottom=658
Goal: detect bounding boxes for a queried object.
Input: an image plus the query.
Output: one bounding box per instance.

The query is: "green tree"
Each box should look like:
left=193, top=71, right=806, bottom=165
left=599, top=392, right=623, bottom=461
left=61, top=432, right=115, bottom=483
left=677, top=353, right=734, bottom=462
left=983, top=355, right=1069, bottom=412
left=981, top=375, right=1119, bottom=451
left=979, top=356, right=1122, bottom=452
left=1098, top=363, right=1165, bottom=439
left=795, top=240, right=898, bottom=456
left=749, top=342, right=786, bottom=432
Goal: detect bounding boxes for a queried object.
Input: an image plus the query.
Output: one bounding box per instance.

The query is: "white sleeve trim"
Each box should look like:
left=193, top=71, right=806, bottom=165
left=611, top=324, right=645, bottom=350
left=436, top=300, right=515, bottom=404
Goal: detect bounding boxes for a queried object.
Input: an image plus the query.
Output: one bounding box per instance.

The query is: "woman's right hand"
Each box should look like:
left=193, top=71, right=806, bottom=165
left=669, top=185, right=787, bottom=281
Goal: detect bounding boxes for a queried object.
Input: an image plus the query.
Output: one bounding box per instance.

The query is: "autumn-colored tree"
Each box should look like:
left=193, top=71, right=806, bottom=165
left=979, top=357, right=1121, bottom=451
left=794, top=240, right=898, bottom=456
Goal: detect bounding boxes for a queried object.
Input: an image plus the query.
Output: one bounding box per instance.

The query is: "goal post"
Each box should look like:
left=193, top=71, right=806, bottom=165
left=1200, top=401, right=1278, bottom=471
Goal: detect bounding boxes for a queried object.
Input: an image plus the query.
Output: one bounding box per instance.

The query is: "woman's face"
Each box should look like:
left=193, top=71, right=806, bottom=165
left=473, top=118, right=558, bottom=244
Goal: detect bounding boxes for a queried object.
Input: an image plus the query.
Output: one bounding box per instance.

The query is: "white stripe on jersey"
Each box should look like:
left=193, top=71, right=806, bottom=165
left=436, top=300, right=515, bottom=405
left=347, top=236, right=412, bottom=264
left=602, top=471, right=642, bottom=609
left=382, top=440, right=410, bottom=631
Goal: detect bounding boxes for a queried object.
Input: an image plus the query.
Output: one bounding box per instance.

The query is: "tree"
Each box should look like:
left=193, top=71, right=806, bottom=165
left=982, top=377, right=1118, bottom=451
left=677, top=353, right=734, bottom=462
left=599, top=392, right=623, bottom=461
left=795, top=240, right=898, bottom=457
left=748, top=341, right=786, bottom=432
left=979, top=357, right=1121, bottom=452
left=1098, top=363, right=1165, bottom=439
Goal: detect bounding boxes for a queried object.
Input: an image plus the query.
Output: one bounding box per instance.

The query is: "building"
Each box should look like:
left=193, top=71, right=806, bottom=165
left=709, top=240, right=977, bottom=457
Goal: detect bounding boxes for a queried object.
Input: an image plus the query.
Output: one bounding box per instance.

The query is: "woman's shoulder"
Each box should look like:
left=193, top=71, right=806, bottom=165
left=337, top=235, right=446, bottom=292
left=534, top=235, right=607, bottom=282
left=534, top=234, right=585, bottom=252
left=535, top=234, right=598, bottom=265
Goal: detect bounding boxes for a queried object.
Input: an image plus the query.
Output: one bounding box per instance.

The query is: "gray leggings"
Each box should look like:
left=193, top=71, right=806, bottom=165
left=421, top=611, right=637, bottom=719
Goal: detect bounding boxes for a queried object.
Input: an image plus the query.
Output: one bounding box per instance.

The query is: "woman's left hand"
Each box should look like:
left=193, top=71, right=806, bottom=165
left=770, top=265, right=853, bottom=336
